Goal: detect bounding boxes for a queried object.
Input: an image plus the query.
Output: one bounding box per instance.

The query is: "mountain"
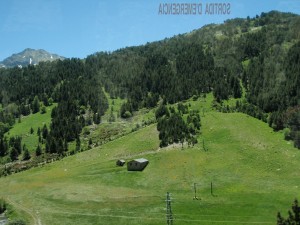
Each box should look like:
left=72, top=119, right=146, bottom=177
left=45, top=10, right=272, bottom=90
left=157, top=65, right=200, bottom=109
left=0, top=48, right=65, bottom=68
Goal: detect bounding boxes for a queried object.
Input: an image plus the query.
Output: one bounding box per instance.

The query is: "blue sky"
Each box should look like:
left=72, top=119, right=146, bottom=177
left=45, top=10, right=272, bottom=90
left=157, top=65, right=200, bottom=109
left=0, top=0, right=299, bottom=60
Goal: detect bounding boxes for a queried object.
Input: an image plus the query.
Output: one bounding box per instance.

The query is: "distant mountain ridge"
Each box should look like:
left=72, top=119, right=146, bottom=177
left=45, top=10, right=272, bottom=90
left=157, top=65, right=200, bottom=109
left=0, top=48, right=65, bottom=68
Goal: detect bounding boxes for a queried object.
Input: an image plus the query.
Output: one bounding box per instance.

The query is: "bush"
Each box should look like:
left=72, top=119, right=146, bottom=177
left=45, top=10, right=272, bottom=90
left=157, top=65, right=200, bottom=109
left=83, top=127, right=90, bottom=136
left=8, top=220, right=26, bottom=225
left=0, top=198, right=6, bottom=213
left=123, top=111, right=132, bottom=118
left=108, top=112, right=116, bottom=123
left=22, top=149, right=31, bottom=161
left=283, top=128, right=292, bottom=140
left=40, top=106, right=46, bottom=114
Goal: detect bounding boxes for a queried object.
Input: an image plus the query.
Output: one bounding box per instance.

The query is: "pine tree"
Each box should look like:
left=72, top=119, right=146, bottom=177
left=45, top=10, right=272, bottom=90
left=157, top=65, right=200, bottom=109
left=35, top=145, right=42, bottom=156
left=93, top=112, right=101, bottom=124
left=10, top=148, right=19, bottom=161
left=42, top=124, right=48, bottom=139
left=32, top=95, right=40, bottom=114
left=12, top=136, right=22, bottom=155
left=22, top=145, right=31, bottom=160
left=0, top=138, right=8, bottom=157
left=37, top=127, right=41, bottom=137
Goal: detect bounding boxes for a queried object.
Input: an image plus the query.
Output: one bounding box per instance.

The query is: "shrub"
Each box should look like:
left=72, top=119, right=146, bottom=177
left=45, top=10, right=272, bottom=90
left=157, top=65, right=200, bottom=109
left=0, top=198, right=6, bottom=213
left=283, top=128, right=292, bottom=141
left=8, top=220, right=26, bottom=225
left=123, top=111, right=132, bottom=118
left=40, top=106, right=46, bottom=114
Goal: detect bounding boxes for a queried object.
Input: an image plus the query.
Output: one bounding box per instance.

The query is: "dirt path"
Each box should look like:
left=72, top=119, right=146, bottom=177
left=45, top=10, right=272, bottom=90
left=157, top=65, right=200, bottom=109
left=115, top=143, right=184, bottom=160
left=5, top=197, right=42, bottom=225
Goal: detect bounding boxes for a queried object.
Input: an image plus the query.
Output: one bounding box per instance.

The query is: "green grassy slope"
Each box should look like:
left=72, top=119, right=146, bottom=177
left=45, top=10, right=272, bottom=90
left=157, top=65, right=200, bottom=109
left=0, top=98, right=299, bottom=225
left=82, top=94, right=156, bottom=149
left=6, top=104, right=56, bottom=152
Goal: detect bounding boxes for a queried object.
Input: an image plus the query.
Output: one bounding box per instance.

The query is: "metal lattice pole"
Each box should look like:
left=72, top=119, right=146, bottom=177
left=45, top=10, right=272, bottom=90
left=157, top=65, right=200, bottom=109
left=166, top=192, right=173, bottom=225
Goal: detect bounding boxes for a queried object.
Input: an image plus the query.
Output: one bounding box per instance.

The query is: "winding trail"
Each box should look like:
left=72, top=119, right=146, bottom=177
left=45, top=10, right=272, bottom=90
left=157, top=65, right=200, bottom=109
left=5, top=197, right=42, bottom=225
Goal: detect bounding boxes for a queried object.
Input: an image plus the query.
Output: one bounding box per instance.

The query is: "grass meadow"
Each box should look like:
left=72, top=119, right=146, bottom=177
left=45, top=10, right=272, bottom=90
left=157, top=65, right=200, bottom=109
left=6, top=104, right=57, bottom=152
left=0, top=96, right=299, bottom=224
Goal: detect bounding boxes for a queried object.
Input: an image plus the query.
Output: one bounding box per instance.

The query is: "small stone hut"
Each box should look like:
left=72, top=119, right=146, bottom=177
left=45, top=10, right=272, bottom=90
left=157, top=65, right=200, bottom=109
left=116, top=159, right=126, bottom=167
left=127, top=158, right=149, bottom=171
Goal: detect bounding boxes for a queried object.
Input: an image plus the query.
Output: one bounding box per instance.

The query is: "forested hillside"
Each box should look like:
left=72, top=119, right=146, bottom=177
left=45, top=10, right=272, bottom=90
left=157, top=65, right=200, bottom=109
left=0, top=59, right=108, bottom=160
left=0, top=10, right=299, bottom=164
left=86, top=11, right=300, bottom=147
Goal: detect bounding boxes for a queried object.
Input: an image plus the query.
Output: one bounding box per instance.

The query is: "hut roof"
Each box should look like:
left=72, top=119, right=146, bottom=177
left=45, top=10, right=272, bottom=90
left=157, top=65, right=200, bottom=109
left=134, top=158, right=148, bottom=163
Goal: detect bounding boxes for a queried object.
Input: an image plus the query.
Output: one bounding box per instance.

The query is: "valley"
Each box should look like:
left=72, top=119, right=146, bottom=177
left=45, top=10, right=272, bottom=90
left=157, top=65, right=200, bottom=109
left=0, top=95, right=299, bottom=225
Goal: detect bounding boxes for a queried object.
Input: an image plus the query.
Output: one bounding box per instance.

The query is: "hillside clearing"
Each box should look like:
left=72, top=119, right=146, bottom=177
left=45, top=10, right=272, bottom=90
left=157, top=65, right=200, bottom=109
left=6, top=104, right=56, bottom=152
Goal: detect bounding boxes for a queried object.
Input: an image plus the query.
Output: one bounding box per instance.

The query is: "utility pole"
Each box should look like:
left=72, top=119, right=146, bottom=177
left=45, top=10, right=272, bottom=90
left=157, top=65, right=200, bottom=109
left=203, top=139, right=206, bottom=151
left=193, top=183, right=199, bottom=200
left=166, top=192, right=173, bottom=225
